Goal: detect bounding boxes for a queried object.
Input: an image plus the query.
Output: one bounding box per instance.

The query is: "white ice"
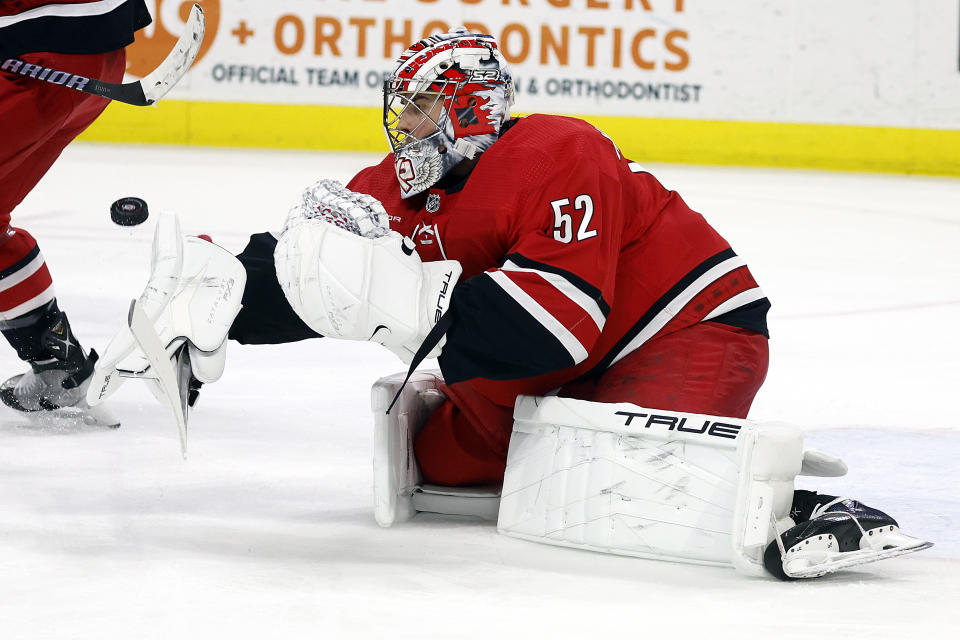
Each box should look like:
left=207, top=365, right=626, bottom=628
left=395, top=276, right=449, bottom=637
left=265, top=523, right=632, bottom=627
left=1, top=143, right=958, bottom=639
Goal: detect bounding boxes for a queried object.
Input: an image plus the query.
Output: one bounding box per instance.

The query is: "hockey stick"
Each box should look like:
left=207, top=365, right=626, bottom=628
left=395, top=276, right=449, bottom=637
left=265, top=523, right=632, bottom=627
left=127, top=299, right=190, bottom=458
left=0, top=4, right=204, bottom=106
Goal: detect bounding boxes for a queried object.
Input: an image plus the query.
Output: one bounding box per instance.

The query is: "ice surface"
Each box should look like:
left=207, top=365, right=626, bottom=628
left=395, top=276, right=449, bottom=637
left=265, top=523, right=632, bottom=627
left=1, top=144, right=957, bottom=638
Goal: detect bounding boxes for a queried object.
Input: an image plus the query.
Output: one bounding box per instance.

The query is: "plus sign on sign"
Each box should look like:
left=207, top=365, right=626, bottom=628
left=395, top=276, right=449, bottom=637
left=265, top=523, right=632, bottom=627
left=231, top=20, right=254, bottom=45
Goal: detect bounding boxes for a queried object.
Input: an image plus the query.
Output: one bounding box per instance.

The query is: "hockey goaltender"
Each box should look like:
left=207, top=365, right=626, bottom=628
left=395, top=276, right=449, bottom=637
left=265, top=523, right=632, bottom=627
left=84, top=29, right=931, bottom=581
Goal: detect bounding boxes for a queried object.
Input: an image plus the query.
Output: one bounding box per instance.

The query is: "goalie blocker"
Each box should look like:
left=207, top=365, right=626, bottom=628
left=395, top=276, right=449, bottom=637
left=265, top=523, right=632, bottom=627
left=86, top=212, right=246, bottom=456
left=372, top=372, right=931, bottom=579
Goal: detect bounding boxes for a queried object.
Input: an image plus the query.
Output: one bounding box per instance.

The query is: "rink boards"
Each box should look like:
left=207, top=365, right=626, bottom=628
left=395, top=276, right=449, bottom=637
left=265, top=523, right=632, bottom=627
left=72, top=0, right=960, bottom=176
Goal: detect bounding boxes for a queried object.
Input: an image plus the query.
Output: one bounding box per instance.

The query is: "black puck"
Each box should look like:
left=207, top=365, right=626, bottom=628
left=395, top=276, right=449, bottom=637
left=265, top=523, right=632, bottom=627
left=110, top=197, right=149, bottom=226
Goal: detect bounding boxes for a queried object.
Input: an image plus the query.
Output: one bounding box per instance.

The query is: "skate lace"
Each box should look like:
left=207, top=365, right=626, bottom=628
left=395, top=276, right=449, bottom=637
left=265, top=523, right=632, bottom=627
left=809, top=497, right=847, bottom=519
left=813, top=497, right=869, bottom=538
left=773, top=497, right=869, bottom=561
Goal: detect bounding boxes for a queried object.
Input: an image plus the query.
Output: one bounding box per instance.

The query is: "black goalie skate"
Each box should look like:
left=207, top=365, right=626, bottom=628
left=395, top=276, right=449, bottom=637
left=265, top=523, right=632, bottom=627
left=1, top=311, right=119, bottom=428
left=763, top=491, right=932, bottom=580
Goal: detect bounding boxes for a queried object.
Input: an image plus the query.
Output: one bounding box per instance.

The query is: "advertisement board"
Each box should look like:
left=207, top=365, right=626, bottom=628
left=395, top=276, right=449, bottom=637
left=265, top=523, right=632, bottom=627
left=84, top=0, right=960, bottom=174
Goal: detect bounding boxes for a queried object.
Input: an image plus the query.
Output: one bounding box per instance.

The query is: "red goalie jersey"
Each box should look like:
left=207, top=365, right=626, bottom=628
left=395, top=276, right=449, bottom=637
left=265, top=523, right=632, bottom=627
left=349, top=114, right=770, bottom=464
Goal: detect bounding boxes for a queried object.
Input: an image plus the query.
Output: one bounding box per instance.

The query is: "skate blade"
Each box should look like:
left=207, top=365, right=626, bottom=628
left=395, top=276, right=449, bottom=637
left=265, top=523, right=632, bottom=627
left=784, top=537, right=933, bottom=579
left=23, top=403, right=121, bottom=431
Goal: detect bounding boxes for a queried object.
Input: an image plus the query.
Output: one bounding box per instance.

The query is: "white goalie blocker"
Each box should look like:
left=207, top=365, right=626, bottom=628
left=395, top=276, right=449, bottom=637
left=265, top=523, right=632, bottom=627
left=86, top=213, right=246, bottom=455
left=372, top=372, right=847, bottom=576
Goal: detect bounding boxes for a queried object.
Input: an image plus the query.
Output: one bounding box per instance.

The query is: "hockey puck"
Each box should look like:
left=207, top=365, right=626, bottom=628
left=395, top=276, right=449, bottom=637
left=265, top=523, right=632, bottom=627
left=110, top=197, right=149, bottom=226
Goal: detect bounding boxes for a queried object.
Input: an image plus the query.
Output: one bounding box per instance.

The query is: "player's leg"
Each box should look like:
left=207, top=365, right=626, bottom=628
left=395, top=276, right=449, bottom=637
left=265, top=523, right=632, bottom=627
left=371, top=372, right=505, bottom=526
left=560, top=322, right=928, bottom=578
left=412, top=322, right=769, bottom=487
left=414, top=399, right=508, bottom=486
left=410, top=371, right=522, bottom=486
left=402, top=323, right=769, bottom=502
left=0, top=50, right=125, bottom=415
left=561, top=321, right=769, bottom=418
left=0, top=227, right=97, bottom=412
left=0, top=51, right=124, bottom=224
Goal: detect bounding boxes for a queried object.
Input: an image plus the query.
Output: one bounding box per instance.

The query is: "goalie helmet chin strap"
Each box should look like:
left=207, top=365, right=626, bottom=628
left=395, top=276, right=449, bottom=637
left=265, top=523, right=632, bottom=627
left=386, top=309, right=455, bottom=414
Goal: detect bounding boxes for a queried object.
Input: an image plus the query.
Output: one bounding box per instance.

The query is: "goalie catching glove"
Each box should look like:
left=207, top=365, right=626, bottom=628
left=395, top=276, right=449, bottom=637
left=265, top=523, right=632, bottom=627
left=274, top=180, right=462, bottom=363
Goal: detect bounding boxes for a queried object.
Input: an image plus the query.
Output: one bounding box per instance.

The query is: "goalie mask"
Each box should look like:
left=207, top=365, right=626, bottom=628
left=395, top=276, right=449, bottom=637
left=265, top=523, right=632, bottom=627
left=384, top=28, right=515, bottom=198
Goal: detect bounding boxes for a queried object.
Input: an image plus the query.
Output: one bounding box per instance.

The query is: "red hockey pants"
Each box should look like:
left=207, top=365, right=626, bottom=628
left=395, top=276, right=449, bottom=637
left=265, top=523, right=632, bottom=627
left=414, top=322, right=769, bottom=486
left=0, top=50, right=124, bottom=232
left=0, top=50, right=124, bottom=322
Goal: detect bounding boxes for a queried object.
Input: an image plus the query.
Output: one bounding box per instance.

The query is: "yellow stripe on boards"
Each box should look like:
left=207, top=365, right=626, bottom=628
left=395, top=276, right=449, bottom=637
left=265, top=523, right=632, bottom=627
left=81, top=101, right=385, bottom=150
left=80, top=100, right=960, bottom=176
left=581, top=115, right=960, bottom=176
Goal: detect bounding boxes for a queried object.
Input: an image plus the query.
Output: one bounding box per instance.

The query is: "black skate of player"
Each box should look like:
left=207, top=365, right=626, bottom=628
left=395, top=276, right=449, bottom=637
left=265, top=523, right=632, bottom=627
left=1, top=305, right=118, bottom=428
left=764, top=490, right=932, bottom=579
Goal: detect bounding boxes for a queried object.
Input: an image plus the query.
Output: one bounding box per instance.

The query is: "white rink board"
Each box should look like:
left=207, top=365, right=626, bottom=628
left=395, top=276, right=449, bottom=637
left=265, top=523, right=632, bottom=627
left=146, top=0, right=960, bottom=128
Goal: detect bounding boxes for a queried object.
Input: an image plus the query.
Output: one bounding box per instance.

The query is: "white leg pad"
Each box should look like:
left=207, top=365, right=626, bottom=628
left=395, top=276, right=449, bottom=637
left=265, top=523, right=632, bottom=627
left=371, top=370, right=502, bottom=526
left=497, top=396, right=804, bottom=571
left=731, top=422, right=804, bottom=575
left=371, top=370, right=446, bottom=527
left=412, top=485, right=501, bottom=521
